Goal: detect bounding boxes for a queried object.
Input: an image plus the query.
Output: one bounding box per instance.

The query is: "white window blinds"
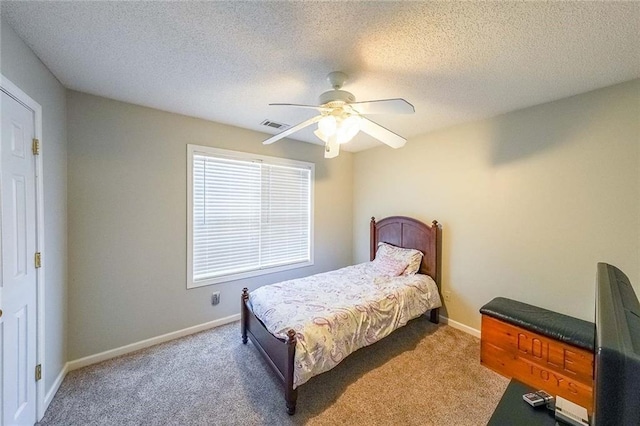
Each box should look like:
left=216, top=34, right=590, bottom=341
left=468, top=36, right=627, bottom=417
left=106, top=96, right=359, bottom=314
left=188, top=146, right=313, bottom=287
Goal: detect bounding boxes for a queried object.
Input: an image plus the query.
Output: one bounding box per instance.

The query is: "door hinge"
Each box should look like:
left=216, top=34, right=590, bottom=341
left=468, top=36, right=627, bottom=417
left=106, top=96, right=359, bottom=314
left=32, top=138, right=40, bottom=155
left=35, top=364, right=42, bottom=381
left=35, top=252, right=42, bottom=268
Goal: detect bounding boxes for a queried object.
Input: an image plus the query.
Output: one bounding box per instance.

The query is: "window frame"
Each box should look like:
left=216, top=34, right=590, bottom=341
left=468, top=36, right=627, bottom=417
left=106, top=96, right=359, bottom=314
left=187, top=144, right=314, bottom=288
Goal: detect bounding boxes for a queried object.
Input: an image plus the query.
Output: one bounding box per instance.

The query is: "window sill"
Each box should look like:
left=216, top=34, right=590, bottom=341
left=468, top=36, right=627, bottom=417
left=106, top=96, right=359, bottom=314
left=187, top=260, right=314, bottom=288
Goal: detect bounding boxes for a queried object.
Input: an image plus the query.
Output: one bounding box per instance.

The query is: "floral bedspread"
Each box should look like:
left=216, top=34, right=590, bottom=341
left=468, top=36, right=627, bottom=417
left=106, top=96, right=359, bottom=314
left=248, top=262, right=442, bottom=388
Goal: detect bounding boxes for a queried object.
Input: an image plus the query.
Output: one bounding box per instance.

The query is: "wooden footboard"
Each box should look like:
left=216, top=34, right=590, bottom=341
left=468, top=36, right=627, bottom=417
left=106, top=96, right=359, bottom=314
left=241, top=288, right=298, bottom=415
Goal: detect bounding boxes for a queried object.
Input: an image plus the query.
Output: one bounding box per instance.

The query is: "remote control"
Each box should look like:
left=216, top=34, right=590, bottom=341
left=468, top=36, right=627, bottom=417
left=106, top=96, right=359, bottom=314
left=535, top=390, right=554, bottom=403
left=523, top=390, right=555, bottom=407
left=523, top=392, right=545, bottom=407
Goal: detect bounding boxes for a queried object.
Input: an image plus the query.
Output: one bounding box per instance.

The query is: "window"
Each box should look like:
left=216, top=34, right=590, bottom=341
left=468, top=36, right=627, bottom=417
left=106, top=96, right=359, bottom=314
left=187, top=145, right=314, bottom=288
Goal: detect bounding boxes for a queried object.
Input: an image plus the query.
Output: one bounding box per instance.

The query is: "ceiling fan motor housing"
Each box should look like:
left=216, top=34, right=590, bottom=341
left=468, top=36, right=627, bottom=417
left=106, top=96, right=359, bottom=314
left=318, top=90, right=356, bottom=107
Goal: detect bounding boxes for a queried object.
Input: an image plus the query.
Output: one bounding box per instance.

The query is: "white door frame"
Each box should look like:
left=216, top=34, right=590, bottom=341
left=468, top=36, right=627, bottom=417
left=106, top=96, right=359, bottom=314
left=1, top=74, right=46, bottom=422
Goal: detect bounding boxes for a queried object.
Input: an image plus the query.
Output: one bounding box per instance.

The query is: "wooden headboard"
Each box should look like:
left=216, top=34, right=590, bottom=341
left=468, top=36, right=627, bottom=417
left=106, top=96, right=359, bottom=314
left=370, top=216, right=440, bottom=288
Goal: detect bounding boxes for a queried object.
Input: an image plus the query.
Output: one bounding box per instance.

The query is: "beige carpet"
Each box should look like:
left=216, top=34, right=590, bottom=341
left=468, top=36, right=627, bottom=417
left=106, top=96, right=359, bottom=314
left=39, top=317, right=508, bottom=425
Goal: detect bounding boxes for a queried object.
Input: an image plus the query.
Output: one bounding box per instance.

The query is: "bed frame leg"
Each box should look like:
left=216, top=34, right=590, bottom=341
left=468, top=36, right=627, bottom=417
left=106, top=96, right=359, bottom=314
left=285, top=389, right=298, bottom=415
left=430, top=307, right=440, bottom=324
left=241, top=288, right=249, bottom=344
left=285, top=329, right=298, bottom=415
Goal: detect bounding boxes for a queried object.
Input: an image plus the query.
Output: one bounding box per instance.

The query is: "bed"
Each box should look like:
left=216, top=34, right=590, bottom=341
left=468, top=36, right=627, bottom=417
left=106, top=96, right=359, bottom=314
left=240, top=216, right=441, bottom=414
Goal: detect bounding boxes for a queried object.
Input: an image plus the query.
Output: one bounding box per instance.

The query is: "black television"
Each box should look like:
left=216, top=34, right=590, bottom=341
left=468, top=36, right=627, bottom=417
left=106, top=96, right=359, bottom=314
left=593, top=263, right=640, bottom=425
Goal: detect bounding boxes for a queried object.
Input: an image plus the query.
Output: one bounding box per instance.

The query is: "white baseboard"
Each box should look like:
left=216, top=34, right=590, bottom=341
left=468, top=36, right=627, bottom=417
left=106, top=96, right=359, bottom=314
left=67, top=313, right=241, bottom=372
left=439, top=315, right=481, bottom=338
left=44, top=362, right=69, bottom=413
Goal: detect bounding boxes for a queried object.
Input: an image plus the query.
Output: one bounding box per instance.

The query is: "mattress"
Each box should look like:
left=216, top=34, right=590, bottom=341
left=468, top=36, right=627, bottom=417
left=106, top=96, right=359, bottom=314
left=248, top=262, right=442, bottom=388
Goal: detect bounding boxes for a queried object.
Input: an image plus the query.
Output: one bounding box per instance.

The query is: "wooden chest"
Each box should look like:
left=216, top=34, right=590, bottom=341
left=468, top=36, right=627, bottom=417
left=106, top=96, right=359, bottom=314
left=481, top=315, right=594, bottom=412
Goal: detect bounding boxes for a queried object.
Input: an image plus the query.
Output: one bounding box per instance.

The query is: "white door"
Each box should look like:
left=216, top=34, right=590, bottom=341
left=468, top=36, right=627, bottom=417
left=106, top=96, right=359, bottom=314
left=1, top=90, right=38, bottom=425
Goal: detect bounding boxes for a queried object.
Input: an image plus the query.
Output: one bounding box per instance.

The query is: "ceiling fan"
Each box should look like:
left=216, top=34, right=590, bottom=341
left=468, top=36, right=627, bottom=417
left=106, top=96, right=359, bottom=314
left=263, top=71, right=415, bottom=158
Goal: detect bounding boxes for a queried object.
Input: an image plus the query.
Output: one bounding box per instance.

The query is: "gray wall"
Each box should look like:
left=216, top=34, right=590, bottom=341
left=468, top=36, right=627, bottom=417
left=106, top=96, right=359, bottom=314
left=353, top=79, right=640, bottom=331
left=1, top=18, right=68, bottom=393
left=66, top=91, right=353, bottom=359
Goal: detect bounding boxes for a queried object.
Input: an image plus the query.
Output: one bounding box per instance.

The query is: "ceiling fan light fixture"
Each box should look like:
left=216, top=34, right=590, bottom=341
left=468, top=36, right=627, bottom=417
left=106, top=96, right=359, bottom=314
left=315, top=113, right=361, bottom=145
left=336, top=115, right=361, bottom=144
left=318, top=115, right=337, bottom=137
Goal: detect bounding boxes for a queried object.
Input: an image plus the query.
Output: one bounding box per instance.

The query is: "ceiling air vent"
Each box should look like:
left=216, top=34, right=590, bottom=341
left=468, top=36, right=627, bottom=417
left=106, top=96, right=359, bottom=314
left=261, top=119, right=289, bottom=130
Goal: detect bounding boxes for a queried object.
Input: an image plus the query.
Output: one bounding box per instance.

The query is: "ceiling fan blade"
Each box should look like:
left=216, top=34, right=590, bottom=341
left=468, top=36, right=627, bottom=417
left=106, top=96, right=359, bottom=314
left=359, top=117, right=407, bottom=149
left=269, top=103, right=331, bottom=112
left=262, top=115, right=322, bottom=145
left=324, top=135, right=340, bottom=159
left=350, top=98, right=414, bottom=115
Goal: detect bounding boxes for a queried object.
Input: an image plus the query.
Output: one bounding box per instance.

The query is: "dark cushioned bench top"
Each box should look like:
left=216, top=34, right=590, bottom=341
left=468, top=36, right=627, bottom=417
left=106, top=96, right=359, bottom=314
left=480, top=297, right=595, bottom=351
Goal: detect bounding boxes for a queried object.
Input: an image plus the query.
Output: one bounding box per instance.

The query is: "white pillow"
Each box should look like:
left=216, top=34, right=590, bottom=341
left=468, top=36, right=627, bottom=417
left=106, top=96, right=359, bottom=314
left=372, top=256, right=407, bottom=277
left=376, top=242, right=423, bottom=275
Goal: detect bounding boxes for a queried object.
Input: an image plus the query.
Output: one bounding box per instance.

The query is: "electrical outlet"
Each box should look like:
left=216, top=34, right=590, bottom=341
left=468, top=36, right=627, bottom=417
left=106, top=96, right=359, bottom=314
left=443, top=291, right=451, bottom=303
left=211, top=291, right=220, bottom=305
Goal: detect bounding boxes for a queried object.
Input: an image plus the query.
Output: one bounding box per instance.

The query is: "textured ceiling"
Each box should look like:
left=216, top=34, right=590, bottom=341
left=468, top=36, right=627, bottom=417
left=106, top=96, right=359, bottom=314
left=2, top=1, right=639, bottom=152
